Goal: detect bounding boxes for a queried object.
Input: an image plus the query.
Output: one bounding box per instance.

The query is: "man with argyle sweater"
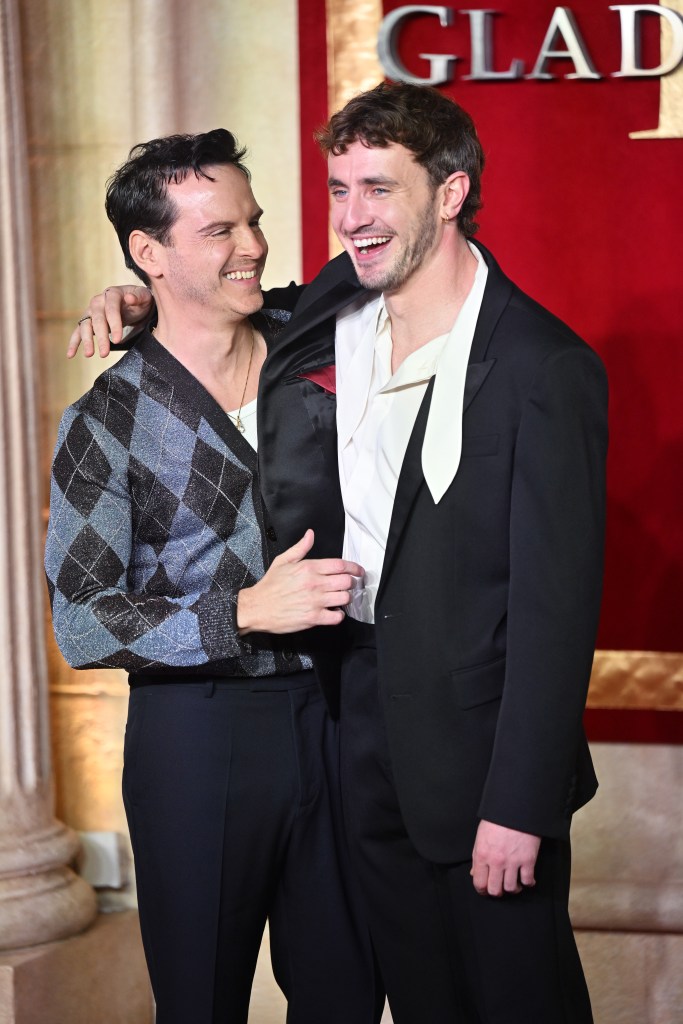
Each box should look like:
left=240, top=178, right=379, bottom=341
left=45, top=130, right=381, bottom=1024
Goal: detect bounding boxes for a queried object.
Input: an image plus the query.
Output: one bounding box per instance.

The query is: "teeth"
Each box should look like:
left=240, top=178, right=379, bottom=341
left=353, top=237, right=390, bottom=249
left=225, top=270, right=257, bottom=280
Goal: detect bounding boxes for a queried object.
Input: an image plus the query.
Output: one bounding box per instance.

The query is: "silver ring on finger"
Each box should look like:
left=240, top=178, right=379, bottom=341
left=77, top=314, right=92, bottom=325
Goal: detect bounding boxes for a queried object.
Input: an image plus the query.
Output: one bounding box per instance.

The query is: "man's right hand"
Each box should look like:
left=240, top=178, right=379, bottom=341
left=237, top=530, right=363, bottom=634
left=68, top=284, right=154, bottom=359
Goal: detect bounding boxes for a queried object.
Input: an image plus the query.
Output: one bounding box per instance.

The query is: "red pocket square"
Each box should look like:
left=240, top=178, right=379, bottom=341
left=298, top=365, right=336, bottom=394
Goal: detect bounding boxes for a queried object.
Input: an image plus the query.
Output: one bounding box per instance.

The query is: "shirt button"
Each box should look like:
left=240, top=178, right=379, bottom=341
left=266, top=527, right=277, bottom=542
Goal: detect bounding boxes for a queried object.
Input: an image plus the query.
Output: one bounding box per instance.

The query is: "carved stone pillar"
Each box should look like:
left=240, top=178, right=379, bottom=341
left=0, top=0, right=96, bottom=951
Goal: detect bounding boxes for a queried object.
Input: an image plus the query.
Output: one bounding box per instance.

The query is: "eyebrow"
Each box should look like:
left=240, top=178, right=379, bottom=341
left=327, top=176, right=398, bottom=188
left=198, top=208, right=264, bottom=234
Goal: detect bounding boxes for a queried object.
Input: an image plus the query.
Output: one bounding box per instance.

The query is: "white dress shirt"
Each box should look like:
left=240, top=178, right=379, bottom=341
left=336, top=243, right=488, bottom=622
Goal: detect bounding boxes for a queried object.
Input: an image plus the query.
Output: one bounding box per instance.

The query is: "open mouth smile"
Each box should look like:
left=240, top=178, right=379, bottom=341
left=224, top=269, right=259, bottom=281
left=352, top=236, right=392, bottom=258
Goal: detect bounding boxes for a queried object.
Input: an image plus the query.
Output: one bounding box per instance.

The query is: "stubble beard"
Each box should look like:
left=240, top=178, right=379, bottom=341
left=167, top=251, right=263, bottom=316
left=352, top=198, right=438, bottom=293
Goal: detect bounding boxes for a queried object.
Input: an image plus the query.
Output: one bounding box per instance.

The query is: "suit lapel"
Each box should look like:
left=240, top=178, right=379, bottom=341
left=377, top=359, right=496, bottom=602
left=258, top=255, right=365, bottom=554
left=265, top=282, right=359, bottom=382
left=268, top=252, right=363, bottom=373
left=379, top=379, right=434, bottom=599
left=464, top=360, right=496, bottom=410
left=468, top=240, right=514, bottom=364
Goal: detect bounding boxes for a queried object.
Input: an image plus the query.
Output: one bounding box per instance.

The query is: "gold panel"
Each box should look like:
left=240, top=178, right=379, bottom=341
left=325, top=0, right=384, bottom=258
left=630, top=0, right=683, bottom=139
left=588, top=651, right=683, bottom=710
left=326, top=0, right=384, bottom=112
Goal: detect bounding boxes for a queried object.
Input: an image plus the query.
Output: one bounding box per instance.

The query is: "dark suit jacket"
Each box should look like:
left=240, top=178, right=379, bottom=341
left=259, top=241, right=608, bottom=864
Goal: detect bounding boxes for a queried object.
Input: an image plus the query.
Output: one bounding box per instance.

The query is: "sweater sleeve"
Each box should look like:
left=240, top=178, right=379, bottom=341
left=45, top=407, right=250, bottom=671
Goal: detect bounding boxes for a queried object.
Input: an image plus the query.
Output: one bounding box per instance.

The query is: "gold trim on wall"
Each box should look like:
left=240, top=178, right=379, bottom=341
left=325, top=0, right=384, bottom=258
left=588, top=651, right=683, bottom=710
left=46, top=652, right=683, bottom=709
left=326, top=0, right=383, bottom=113
left=629, top=0, right=683, bottom=139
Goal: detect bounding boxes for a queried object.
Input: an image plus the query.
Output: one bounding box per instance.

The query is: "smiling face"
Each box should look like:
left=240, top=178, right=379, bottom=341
left=328, top=141, right=444, bottom=294
left=156, top=163, right=268, bottom=323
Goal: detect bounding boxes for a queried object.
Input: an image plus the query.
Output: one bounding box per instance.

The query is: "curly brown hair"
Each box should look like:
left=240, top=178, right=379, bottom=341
left=315, top=83, right=485, bottom=237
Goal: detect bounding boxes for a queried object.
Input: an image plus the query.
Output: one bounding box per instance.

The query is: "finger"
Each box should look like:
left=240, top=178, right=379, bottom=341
left=277, top=529, right=315, bottom=565
left=294, top=603, right=346, bottom=628
left=470, top=862, right=489, bottom=896
left=316, top=559, right=364, bottom=578
left=123, top=287, right=152, bottom=310
left=519, top=862, right=536, bottom=888
left=485, top=865, right=504, bottom=898
left=67, top=323, right=87, bottom=358
left=98, top=290, right=125, bottom=350
left=315, top=607, right=346, bottom=626
left=88, top=314, right=112, bottom=357
left=320, top=573, right=357, bottom=592
left=340, top=560, right=364, bottom=577
left=69, top=315, right=96, bottom=359
left=81, top=321, right=96, bottom=357
left=503, top=867, right=523, bottom=895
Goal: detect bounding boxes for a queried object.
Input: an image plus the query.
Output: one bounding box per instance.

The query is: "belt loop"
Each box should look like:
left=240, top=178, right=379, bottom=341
left=204, top=680, right=216, bottom=699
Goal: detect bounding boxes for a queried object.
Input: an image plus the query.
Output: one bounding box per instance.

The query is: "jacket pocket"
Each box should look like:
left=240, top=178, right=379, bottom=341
left=450, top=656, right=505, bottom=709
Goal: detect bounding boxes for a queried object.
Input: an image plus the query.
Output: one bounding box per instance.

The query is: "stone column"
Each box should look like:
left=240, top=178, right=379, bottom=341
left=0, top=0, right=96, bottom=952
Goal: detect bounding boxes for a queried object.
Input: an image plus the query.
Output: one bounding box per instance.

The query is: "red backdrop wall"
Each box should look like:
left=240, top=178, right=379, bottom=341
left=298, top=2, right=683, bottom=666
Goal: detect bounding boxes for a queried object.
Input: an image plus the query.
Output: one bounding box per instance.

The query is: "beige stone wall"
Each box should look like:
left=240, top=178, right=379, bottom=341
left=571, top=744, right=683, bottom=1023
left=1, top=0, right=98, bottom=964
left=18, top=0, right=301, bottom=867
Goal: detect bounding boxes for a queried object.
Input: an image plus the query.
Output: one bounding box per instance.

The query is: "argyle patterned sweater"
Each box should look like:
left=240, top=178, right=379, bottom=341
left=45, top=321, right=311, bottom=679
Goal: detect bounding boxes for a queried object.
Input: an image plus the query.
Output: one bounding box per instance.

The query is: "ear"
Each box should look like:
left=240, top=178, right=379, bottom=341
left=128, top=230, right=164, bottom=281
left=440, top=171, right=470, bottom=223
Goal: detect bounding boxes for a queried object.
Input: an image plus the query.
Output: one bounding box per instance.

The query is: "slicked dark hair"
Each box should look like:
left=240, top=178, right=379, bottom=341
left=315, top=83, right=484, bottom=237
left=105, top=128, right=250, bottom=286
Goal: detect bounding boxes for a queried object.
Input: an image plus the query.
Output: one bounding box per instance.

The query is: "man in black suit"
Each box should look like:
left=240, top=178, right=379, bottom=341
left=74, top=83, right=606, bottom=1024
left=258, top=83, right=607, bottom=1024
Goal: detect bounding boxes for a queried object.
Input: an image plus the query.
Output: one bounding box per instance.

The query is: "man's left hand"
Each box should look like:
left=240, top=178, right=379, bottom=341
left=470, top=820, right=541, bottom=897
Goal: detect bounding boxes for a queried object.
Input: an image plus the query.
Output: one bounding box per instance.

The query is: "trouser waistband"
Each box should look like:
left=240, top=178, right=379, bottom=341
left=128, top=669, right=316, bottom=692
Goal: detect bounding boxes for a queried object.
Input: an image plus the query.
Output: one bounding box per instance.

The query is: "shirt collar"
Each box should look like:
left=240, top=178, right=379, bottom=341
left=335, top=241, right=488, bottom=496
left=422, top=242, right=488, bottom=502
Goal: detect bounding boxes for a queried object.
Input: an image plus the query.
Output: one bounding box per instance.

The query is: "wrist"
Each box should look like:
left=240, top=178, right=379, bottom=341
left=236, top=586, right=257, bottom=635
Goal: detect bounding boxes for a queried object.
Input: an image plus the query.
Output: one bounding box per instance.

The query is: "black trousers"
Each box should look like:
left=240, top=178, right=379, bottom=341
left=123, top=673, right=382, bottom=1024
left=340, top=624, right=593, bottom=1024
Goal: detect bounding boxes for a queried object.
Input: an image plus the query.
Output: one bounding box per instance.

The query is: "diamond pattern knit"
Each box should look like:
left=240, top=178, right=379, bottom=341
left=45, top=321, right=311, bottom=678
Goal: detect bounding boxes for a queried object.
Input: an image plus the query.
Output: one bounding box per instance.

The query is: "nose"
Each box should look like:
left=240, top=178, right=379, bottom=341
left=338, top=190, right=373, bottom=236
left=237, top=225, right=267, bottom=261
